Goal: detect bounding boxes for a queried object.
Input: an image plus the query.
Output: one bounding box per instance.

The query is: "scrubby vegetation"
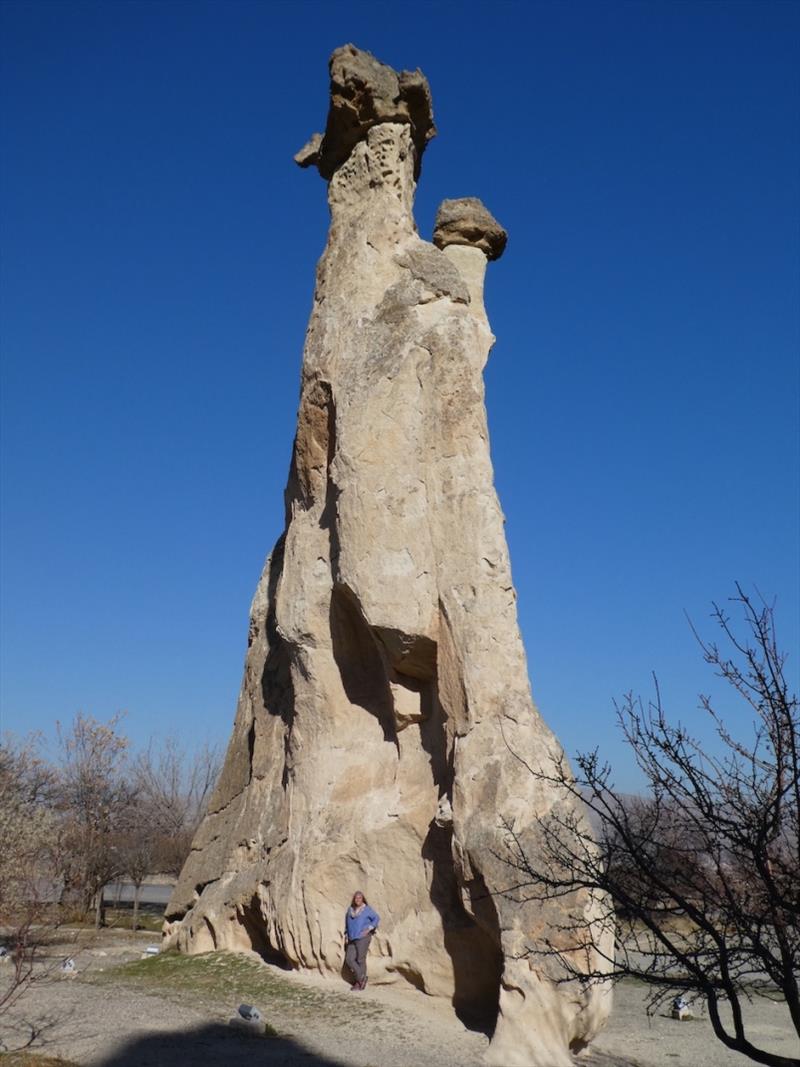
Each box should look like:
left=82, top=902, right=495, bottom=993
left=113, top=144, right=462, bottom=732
left=0, top=719, right=221, bottom=1013
left=504, top=588, right=799, bottom=1067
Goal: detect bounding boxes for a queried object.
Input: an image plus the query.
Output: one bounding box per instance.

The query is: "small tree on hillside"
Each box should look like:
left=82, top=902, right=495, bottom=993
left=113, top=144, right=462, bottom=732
left=500, top=587, right=799, bottom=1067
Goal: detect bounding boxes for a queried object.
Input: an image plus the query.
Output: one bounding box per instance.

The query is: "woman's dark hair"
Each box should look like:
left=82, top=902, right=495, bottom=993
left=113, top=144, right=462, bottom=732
left=351, top=891, right=367, bottom=907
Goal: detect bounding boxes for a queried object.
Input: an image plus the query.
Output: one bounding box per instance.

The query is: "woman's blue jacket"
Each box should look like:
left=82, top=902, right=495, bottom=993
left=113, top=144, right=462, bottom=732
left=345, top=905, right=380, bottom=941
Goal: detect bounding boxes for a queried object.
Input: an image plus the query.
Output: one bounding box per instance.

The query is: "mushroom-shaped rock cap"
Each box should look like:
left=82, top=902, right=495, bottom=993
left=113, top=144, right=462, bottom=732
left=433, top=197, right=508, bottom=261
left=295, top=44, right=436, bottom=180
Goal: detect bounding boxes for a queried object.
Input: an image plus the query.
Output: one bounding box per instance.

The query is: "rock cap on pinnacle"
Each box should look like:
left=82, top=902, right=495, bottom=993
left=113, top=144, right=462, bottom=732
left=433, top=197, right=508, bottom=261
left=294, top=44, right=436, bottom=180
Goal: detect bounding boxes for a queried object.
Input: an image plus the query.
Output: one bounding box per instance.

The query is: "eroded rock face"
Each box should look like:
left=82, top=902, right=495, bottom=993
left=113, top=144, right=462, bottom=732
left=165, top=45, right=611, bottom=1067
left=294, top=43, right=436, bottom=179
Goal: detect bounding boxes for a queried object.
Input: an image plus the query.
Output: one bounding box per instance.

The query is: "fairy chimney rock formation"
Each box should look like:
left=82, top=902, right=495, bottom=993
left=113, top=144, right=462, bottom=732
left=164, top=44, right=612, bottom=1067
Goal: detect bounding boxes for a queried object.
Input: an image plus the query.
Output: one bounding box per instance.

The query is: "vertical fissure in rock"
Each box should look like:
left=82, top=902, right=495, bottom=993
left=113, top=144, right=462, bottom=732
left=317, top=387, right=339, bottom=556
left=246, top=720, right=256, bottom=773
left=259, top=534, right=294, bottom=729
left=203, top=916, right=218, bottom=950
left=286, top=377, right=335, bottom=516
left=418, top=677, right=449, bottom=792
left=422, top=815, right=503, bottom=1029
left=329, top=584, right=398, bottom=748
left=415, top=644, right=503, bottom=1030
left=236, top=895, right=292, bottom=969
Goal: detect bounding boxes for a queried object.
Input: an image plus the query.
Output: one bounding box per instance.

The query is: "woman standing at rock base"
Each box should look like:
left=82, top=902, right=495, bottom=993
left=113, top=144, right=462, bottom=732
left=344, top=891, right=380, bottom=991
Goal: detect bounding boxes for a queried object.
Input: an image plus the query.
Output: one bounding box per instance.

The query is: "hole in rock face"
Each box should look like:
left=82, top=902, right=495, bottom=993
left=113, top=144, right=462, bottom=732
left=330, top=585, right=397, bottom=745
left=237, top=895, right=292, bottom=970
left=374, top=625, right=437, bottom=681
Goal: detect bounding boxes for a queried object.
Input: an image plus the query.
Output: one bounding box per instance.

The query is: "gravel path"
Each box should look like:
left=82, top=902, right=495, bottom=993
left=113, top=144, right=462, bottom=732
left=0, top=934, right=486, bottom=1067
left=1, top=933, right=797, bottom=1067
left=3, top=975, right=485, bottom=1067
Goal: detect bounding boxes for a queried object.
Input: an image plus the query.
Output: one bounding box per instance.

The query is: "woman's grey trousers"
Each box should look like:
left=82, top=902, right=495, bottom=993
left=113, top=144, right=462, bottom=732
left=345, top=933, right=373, bottom=984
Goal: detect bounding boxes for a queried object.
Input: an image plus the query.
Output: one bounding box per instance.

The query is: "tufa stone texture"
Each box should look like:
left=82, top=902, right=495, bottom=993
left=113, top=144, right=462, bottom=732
left=165, top=44, right=612, bottom=1067
left=433, top=197, right=508, bottom=261
left=294, top=44, right=436, bottom=180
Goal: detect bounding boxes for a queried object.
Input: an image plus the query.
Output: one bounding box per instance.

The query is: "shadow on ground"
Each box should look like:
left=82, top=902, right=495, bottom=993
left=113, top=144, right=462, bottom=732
left=92, top=1022, right=349, bottom=1067
left=1, top=1012, right=71, bottom=1058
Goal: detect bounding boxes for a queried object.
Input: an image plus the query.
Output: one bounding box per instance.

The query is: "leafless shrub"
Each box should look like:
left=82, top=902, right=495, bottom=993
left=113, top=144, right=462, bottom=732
left=132, top=738, right=221, bottom=881
left=0, top=734, right=60, bottom=1013
left=500, top=586, right=799, bottom=1067
left=55, top=713, right=135, bottom=928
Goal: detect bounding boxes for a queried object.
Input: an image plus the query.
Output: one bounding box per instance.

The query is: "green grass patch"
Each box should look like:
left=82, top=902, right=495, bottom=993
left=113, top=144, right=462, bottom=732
left=89, top=950, right=385, bottom=1024
left=103, top=910, right=164, bottom=933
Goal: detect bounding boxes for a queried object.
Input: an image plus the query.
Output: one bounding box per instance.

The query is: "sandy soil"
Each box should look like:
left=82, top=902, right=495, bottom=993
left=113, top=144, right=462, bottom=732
left=1, top=932, right=797, bottom=1067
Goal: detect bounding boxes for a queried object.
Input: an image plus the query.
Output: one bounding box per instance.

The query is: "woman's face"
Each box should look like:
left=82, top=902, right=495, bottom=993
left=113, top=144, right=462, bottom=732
left=353, top=892, right=364, bottom=907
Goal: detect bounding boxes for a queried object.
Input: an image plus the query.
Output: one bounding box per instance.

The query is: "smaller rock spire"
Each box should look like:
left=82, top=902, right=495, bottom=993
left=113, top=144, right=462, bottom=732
left=433, top=197, right=508, bottom=261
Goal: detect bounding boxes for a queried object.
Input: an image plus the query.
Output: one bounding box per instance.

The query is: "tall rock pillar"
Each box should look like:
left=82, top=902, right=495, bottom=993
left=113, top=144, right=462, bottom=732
left=164, top=45, right=612, bottom=1066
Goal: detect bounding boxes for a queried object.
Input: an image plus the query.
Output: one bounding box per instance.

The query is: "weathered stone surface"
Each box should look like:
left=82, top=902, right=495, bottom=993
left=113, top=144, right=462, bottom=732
left=433, top=197, right=508, bottom=261
left=295, top=44, right=436, bottom=179
left=165, top=45, right=611, bottom=1067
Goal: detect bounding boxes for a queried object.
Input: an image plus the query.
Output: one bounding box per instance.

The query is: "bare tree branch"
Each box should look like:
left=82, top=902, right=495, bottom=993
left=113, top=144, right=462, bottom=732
left=497, top=588, right=799, bottom=1067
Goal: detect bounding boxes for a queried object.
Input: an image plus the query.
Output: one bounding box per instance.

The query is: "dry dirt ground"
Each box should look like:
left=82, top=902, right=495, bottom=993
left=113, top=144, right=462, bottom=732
left=1, top=931, right=797, bottom=1067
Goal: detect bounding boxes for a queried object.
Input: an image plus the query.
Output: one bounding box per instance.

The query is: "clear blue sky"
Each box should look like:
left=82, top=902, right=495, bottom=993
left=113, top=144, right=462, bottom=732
left=1, top=0, right=798, bottom=790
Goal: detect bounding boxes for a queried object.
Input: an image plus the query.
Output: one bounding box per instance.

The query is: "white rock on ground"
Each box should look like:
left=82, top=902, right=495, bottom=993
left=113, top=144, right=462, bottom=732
left=164, top=43, right=612, bottom=1067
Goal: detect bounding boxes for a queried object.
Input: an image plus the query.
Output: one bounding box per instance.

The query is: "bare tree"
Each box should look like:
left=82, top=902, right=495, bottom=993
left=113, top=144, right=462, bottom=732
left=111, top=739, right=221, bottom=929
left=500, top=586, right=799, bottom=1067
left=0, top=734, right=60, bottom=1013
left=115, top=814, right=157, bottom=931
left=133, top=738, right=221, bottom=878
left=2, top=721, right=220, bottom=947
left=55, top=713, right=135, bottom=928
